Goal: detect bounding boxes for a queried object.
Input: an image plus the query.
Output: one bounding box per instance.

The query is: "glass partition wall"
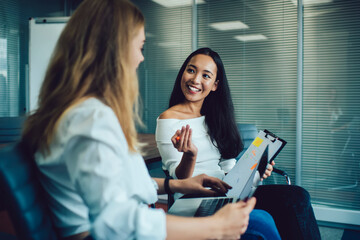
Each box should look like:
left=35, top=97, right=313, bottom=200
left=134, top=0, right=360, bottom=226
left=302, top=0, right=360, bottom=224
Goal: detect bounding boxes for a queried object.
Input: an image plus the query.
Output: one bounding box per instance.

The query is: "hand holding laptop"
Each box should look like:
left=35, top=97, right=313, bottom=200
left=209, top=197, right=257, bottom=239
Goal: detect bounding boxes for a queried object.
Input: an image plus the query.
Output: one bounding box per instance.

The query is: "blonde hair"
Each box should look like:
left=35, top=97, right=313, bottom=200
left=22, top=0, right=144, bottom=156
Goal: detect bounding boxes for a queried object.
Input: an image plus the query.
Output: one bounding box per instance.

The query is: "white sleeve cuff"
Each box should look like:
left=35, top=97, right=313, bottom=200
left=219, top=158, right=236, bottom=173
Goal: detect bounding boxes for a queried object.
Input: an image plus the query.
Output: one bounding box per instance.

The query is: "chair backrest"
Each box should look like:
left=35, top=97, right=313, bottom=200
left=0, top=142, right=59, bottom=240
left=236, top=123, right=259, bottom=160
left=0, top=117, right=26, bottom=144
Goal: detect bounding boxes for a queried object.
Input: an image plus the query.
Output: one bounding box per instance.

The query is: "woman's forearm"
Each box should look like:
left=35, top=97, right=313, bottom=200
left=175, top=152, right=197, bottom=179
left=153, top=177, right=186, bottom=195
left=153, top=176, right=195, bottom=195
left=166, top=215, right=219, bottom=240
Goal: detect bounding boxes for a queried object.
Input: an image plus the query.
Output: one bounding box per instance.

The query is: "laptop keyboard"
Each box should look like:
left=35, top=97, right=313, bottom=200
left=194, top=198, right=233, bottom=217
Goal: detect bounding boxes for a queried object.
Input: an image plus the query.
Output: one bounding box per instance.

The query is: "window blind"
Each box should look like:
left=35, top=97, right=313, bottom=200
left=197, top=0, right=298, bottom=180
left=303, top=0, right=360, bottom=212
left=133, top=0, right=192, bottom=133
left=0, top=1, right=22, bottom=117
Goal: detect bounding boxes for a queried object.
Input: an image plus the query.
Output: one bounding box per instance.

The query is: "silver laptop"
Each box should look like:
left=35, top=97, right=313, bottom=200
left=168, top=145, right=269, bottom=217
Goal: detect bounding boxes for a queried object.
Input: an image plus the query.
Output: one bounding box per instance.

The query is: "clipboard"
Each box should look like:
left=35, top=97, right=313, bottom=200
left=222, top=129, right=286, bottom=198
left=223, top=133, right=269, bottom=198
left=257, top=129, right=287, bottom=176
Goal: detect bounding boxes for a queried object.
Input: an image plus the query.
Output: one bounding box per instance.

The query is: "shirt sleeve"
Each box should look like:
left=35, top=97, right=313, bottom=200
left=219, top=158, right=236, bottom=173
left=62, top=106, right=167, bottom=240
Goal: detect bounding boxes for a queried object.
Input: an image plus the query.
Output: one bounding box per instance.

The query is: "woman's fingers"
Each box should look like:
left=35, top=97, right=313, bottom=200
left=187, top=128, right=193, bottom=149
left=262, top=163, right=274, bottom=179
left=171, top=125, right=199, bottom=156
left=173, top=125, right=195, bottom=152
left=188, top=174, right=231, bottom=196
left=171, top=130, right=181, bottom=146
left=201, top=175, right=232, bottom=195
left=184, top=125, right=190, bottom=148
left=172, top=126, right=186, bottom=151
left=242, top=197, right=256, bottom=213
left=179, top=126, right=186, bottom=147
left=208, top=179, right=232, bottom=192
left=212, top=198, right=256, bottom=238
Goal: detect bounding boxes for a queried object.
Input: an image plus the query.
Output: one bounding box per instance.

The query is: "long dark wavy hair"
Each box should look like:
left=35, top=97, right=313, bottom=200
left=169, top=48, right=243, bottom=159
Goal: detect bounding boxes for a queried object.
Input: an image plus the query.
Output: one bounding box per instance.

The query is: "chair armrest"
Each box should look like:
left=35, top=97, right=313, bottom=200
left=273, top=167, right=291, bottom=185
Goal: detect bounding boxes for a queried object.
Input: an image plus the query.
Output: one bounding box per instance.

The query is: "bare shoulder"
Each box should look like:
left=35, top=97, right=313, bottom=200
left=159, top=107, right=180, bottom=119
left=159, top=105, right=199, bottom=120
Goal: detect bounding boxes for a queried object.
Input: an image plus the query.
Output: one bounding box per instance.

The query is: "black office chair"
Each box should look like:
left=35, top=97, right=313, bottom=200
left=0, top=142, right=59, bottom=239
left=0, top=142, right=96, bottom=240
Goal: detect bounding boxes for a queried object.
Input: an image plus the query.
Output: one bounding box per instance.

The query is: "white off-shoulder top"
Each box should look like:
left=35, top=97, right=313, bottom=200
left=155, top=116, right=236, bottom=181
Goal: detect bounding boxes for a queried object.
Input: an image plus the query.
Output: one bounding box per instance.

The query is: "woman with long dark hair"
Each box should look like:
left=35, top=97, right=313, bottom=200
left=156, top=47, right=281, bottom=240
left=156, top=47, right=321, bottom=240
left=156, top=47, right=273, bottom=180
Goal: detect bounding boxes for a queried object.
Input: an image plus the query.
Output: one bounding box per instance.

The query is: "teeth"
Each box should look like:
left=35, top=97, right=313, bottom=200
left=188, top=85, right=200, bottom=92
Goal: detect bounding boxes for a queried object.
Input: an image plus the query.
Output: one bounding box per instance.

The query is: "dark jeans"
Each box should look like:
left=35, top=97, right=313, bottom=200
left=253, top=185, right=321, bottom=240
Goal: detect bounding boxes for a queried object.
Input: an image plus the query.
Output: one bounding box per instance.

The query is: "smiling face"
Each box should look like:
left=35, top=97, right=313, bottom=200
left=180, top=54, right=218, bottom=104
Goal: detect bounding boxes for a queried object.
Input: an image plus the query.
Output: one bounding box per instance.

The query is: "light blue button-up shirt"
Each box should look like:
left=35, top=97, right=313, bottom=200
left=35, top=98, right=166, bottom=239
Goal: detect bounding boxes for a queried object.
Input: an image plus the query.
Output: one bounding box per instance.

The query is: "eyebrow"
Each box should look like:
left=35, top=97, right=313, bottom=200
left=188, top=64, right=214, bottom=76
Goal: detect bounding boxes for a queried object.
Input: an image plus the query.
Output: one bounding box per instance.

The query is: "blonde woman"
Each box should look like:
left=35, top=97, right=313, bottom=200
left=22, top=0, right=257, bottom=239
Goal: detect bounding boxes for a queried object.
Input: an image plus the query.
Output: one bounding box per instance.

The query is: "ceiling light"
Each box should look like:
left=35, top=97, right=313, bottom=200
left=291, top=0, right=333, bottom=5
left=151, top=0, right=205, bottom=8
left=209, top=21, right=249, bottom=31
left=234, top=34, right=268, bottom=42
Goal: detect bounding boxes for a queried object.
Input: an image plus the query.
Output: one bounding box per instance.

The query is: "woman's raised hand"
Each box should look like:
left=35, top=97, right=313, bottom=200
left=171, top=124, right=198, bottom=157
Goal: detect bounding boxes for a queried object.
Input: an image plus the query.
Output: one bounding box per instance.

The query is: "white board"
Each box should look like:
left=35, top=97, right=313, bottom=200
left=29, top=17, right=69, bottom=111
